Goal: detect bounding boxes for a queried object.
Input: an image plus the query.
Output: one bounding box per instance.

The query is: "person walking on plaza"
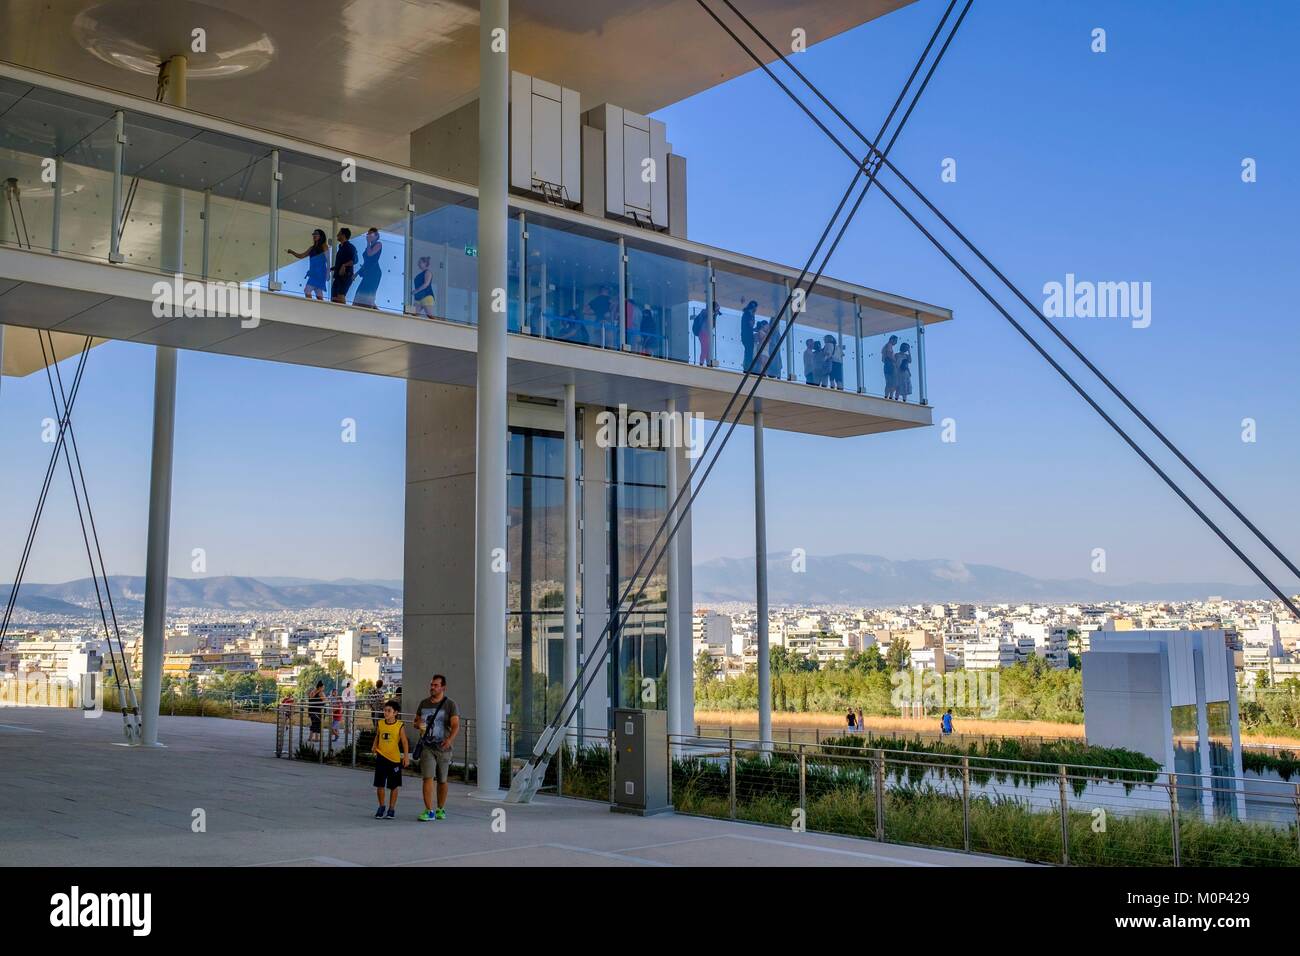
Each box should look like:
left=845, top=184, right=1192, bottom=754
left=941, top=708, right=954, bottom=736
left=413, top=675, right=460, bottom=821
left=370, top=700, right=410, bottom=819
left=856, top=707, right=865, bottom=735
left=307, top=680, right=325, bottom=744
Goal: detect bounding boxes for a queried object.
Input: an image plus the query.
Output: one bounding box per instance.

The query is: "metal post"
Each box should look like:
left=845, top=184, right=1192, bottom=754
left=50, top=157, right=63, bottom=253
left=754, top=401, right=771, bottom=754
left=563, top=384, right=579, bottom=749
left=404, top=183, right=415, bottom=313
left=784, top=279, right=795, bottom=381
left=1293, top=783, right=1299, bottom=857
left=961, top=755, right=971, bottom=851
left=608, top=728, right=616, bottom=804
left=556, top=733, right=564, bottom=796
left=1058, top=764, right=1069, bottom=865
left=1168, top=772, right=1181, bottom=866
left=473, top=0, right=510, bottom=799
left=705, top=259, right=716, bottom=367
left=915, top=309, right=928, bottom=406
left=516, top=211, right=527, bottom=331
left=874, top=749, right=886, bottom=841
left=798, top=748, right=806, bottom=816
left=351, top=713, right=358, bottom=768
left=617, top=235, right=627, bottom=350
left=109, top=110, right=125, bottom=263
left=728, top=737, right=737, bottom=819
left=267, top=149, right=282, bottom=290
left=665, top=399, right=680, bottom=741
left=854, top=297, right=866, bottom=394
left=200, top=188, right=210, bottom=279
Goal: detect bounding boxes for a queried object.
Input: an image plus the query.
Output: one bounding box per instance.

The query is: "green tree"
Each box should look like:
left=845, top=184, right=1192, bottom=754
left=885, top=637, right=910, bottom=672
left=694, top=649, right=719, bottom=686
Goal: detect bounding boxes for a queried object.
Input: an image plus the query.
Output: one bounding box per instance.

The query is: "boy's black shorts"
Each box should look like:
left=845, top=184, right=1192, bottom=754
left=373, top=755, right=402, bottom=790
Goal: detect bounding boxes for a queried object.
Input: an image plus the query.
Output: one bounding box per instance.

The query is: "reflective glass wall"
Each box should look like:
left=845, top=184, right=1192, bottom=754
left=0, top=72, right=936, bottom=404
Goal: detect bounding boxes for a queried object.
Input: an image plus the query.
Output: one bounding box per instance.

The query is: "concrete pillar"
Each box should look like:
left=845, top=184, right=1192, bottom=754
left=473, top=0, right=509, bottom=796
left=140, top=55, right=186, bottom=747
left=754, top=403, right=771, bottom=751
left=404, top=383, right=480, bottom=729
left=674, top=438, right=695, bottom=734
left=562, top=384, right=578, bottom=747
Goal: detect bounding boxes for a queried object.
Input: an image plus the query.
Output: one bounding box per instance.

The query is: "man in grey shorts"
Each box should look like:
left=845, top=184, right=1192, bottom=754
left=413, top=674, right=459, bottom=821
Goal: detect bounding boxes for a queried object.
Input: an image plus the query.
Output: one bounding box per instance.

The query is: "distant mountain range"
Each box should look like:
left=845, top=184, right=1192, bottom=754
left=692, top=554, right=1271, bottom=605
left=2, top=576, right=402, bottom=614
left=3, top=556, right=1271, bottom=616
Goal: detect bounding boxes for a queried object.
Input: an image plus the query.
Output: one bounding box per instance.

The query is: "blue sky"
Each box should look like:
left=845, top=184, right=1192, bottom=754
left=2, top=0, right=1297, bottom=590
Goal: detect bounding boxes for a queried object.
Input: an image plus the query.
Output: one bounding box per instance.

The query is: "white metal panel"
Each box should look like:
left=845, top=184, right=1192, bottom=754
left=649, top=118, right=669, bottom=227
left=623, top=123, right=651, bottom=213
left=561, top=88, right=582, bottom=203
left=1200, top=632, right=1231, bottom=702
left=531, top=76, right=562, bottom=102
left=510, top=71, right=532, bottom=191
left=531, top=92, right=562, bottom=186
left=602, top=106, right=624, bottom=217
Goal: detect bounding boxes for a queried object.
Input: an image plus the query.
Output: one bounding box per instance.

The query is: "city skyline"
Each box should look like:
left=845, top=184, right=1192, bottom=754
left=2, top=0, right=1296, bottom=591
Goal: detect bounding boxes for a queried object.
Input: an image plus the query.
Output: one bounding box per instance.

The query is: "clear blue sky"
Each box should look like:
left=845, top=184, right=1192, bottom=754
left=2, top=0, right=1296, bottom=589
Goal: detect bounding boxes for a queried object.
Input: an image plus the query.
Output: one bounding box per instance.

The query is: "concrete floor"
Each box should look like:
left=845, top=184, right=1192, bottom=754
left=0, top=709, right=1027, bottom=867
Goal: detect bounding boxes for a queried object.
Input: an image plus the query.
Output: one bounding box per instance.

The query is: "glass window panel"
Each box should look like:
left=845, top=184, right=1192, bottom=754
left=525, top=216, right=620, bottom=350
left=624, top=243, right=709, bottom=362
left=711, top=266, right=790, bottom=374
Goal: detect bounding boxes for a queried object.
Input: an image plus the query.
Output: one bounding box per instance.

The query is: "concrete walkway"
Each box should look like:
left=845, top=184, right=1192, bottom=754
left=0, top=709, right=1028, bottom=867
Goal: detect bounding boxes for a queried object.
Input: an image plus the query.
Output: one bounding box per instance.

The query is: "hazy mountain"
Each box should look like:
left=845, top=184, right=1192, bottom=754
left=2, top=576, right=402, bottom=613
left=692, top=553, right=1269, bottom=605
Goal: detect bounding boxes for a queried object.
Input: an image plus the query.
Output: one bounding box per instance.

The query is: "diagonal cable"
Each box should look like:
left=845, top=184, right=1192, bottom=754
left=507, top=0, right=970, bottom=798
left=715, top=0, right=1300, bottom=596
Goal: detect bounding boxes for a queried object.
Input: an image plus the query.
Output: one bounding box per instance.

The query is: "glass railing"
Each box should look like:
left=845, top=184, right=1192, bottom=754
left=0, top=68, right=938, bottom=405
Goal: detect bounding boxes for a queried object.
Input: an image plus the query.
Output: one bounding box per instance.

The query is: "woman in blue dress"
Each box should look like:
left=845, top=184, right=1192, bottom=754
left=353, top=227, right=383, bottom=309
left=286, top=229, right=329, bottom=300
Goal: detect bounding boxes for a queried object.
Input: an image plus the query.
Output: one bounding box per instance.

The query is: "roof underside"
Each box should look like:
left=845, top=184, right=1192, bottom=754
left=0, top=0, right=916, bottom=163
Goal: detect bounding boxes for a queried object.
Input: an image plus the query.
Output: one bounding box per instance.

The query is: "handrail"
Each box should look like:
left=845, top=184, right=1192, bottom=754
left=668, top=731, right=1288, bottom=791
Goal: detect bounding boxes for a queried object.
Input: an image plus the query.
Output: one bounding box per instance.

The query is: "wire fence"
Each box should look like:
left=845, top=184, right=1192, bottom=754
left=664, top=733, right=1300, bottom=867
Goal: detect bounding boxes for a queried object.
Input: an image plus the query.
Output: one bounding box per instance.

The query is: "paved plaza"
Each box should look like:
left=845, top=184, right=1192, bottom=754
left=0, top=709, right=1027, bottom=867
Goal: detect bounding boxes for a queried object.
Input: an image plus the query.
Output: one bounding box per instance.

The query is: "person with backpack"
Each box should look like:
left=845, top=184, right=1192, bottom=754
left=413, top=675, right=460, bottom=821
left=370, top=699, right=410, bottom=819
left=692, top=302, right=716, bottom=365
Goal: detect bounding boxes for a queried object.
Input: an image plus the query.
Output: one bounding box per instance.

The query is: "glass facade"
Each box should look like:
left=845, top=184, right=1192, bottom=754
left=506, top=425, right=577, bottom=754
left=0, top=71, right=939, bottom=402
left=1171, top=703, right=1201, bottom=813
left=607, top=442, right=669, bottom=717
left=1206, top=700, right=1237, bottom=818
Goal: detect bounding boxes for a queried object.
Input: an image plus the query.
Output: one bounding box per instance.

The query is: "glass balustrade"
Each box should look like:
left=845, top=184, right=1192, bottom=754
left=0, top=71, right=938, bottom=406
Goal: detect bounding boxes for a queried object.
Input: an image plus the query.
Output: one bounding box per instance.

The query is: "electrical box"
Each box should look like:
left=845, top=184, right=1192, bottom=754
left=510, top=72, right=582, bottom=205
left=612, top=707, right=671, bottom=815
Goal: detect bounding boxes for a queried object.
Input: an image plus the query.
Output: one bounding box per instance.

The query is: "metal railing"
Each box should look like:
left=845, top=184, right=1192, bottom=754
left=272, top=702, right=616, bottom=798
left=665, top=732, right=1300, bottom=867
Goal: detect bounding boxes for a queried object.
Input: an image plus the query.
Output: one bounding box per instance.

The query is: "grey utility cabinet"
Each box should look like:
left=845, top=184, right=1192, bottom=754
left=612, top=707, right=671, bottom=815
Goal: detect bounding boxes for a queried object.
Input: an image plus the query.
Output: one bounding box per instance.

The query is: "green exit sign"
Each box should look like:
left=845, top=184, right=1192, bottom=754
left=464, top=245, right=477, bottom=257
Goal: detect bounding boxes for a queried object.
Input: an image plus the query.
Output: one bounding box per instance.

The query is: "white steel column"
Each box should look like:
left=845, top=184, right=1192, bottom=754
left=664, top=399, right=681, bottom=740
left=473, top=0, right=509, bottom=796
left=562, top=384, right=578, bottom=747
left=754, top=402, right=771, bottom=751
left=140, top=55, right=187, bottom=747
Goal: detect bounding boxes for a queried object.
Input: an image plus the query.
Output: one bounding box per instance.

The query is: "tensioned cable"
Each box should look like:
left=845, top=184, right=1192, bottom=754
left=509, top=0, right=969, bottom=792
left=714, top=0, right=1300, bottom=598
left=0, top=338, right=93, bottom=650
left=41, top=332, right=140, bottom=726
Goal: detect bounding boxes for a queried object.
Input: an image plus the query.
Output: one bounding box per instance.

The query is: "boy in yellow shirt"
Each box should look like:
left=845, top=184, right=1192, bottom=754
left=371, top=700, right=410, bottom=819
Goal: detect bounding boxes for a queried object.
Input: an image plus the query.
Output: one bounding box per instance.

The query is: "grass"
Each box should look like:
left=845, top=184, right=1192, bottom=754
left=566, top=746, right=1299, bottom=867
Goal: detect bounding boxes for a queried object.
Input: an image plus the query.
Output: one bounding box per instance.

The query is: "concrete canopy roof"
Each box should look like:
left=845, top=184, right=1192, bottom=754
left=0, top=0, right=916, bottom=163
